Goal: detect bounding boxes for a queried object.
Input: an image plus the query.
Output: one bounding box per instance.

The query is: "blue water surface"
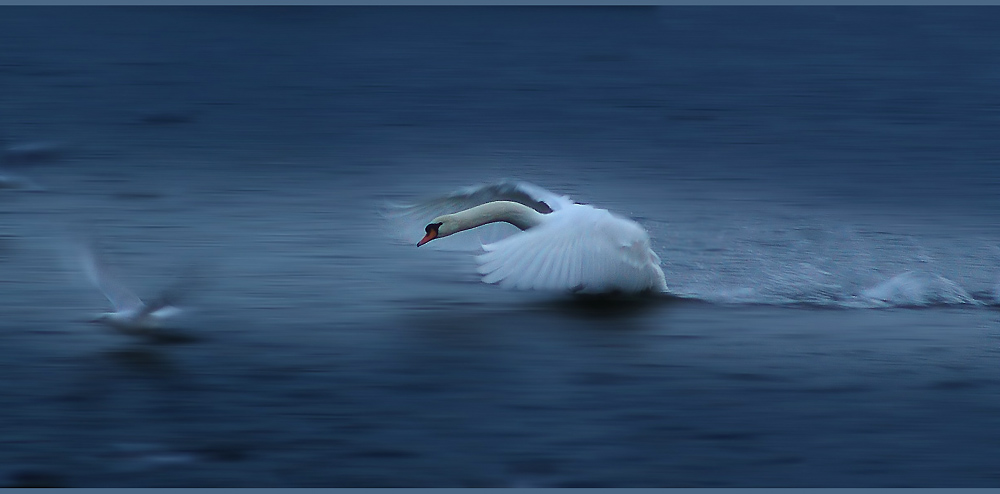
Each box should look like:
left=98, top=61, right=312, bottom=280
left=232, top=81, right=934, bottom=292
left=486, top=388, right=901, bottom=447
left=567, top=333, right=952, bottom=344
left=2, top=7, right=1000, bottom=487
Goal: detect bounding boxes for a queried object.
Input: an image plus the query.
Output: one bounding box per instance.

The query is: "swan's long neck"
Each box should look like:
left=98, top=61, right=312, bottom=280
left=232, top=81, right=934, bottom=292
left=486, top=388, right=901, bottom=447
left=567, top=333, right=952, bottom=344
left=447, top=201, right=545, bottom=232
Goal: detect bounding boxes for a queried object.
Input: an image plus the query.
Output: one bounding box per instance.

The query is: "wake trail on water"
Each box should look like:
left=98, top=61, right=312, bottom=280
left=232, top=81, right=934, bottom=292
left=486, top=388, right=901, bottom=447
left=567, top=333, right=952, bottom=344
left=667, top=270, right=993, bottom=309
left=646, top=218, right=1000, bottom=310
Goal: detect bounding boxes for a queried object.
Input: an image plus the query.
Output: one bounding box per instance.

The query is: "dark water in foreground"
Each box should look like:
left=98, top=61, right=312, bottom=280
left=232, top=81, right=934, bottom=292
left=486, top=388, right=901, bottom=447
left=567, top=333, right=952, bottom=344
left=3, top=7, right=1000, bottom=487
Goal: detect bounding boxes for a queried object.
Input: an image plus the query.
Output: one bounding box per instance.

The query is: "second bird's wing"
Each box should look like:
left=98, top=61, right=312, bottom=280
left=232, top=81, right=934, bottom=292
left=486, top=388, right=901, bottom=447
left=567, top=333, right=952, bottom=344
left=79, top=244, right=146, bottom=312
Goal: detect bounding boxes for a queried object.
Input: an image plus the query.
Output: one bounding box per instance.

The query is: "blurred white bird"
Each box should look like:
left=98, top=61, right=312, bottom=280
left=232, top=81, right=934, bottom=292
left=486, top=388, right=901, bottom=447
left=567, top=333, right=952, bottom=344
left=386, top=180, right=668, bottom=294
left=78, top=243, right=190, bottom=339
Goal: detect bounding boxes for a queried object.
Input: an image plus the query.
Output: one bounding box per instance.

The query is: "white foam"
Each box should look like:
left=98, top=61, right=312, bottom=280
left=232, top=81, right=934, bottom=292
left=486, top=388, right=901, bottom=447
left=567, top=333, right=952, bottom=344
left=859, top=271, right=979, bottom=308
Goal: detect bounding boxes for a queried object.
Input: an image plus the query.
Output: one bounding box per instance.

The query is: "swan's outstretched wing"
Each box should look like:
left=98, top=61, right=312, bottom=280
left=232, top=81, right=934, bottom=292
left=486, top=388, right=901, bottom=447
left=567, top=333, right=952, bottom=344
left=475, top=205, right=667, bottom=293
left=382, top=179, right=574, bottom=251
left=78, top=244, right=146, bottom=312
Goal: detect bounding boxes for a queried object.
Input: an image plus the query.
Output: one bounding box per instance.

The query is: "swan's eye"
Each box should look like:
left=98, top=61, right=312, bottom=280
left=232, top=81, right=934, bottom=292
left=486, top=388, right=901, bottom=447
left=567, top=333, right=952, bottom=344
left=425, top=222, right=442, bottom=234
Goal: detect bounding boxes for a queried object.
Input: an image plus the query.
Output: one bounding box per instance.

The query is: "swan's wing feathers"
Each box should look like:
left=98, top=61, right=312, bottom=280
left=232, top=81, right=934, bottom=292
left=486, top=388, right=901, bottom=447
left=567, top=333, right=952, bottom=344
left=477, top=219, right=592, bottom=291
left=383, top=179, right=571, bottom=217
left=478, top=233, right=536, bottom=285
left=498, top=180, right=573, bottom=213
left=382, top=179, right=572, bottom=250
left=78, top=244, right=145, bottom=312
left=476, top=207, right=667, bottom=293
left=422, top=179, right=571, bottom=213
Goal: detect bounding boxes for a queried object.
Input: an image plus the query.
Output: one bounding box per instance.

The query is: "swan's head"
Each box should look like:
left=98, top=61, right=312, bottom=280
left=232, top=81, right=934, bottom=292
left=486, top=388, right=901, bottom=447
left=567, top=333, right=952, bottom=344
left=417, top=215, right=458, bottom=246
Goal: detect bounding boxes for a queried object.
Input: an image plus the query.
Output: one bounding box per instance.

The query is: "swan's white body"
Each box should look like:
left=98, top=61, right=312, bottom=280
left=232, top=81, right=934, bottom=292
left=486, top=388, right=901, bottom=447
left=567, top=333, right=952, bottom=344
left=80, top=245, right=185, bottom=336
left=388, top=180, right=667, bottom=294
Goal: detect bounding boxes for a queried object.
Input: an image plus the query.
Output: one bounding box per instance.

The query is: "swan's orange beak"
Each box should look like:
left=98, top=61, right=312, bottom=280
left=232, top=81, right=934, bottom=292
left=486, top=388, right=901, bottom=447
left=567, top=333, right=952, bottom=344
left=417, top=230, right=437, bottom=247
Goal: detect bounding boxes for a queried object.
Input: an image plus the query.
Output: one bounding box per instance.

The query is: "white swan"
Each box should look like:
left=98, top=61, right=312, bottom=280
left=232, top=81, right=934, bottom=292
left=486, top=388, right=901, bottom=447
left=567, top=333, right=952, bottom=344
left=388, top=180, right=667, bottom=294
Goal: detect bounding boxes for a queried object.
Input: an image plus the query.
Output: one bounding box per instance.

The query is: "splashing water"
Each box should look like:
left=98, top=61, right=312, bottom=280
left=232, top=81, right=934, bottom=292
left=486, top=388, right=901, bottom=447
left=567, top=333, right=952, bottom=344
left=858, top=271, right=979, bottom=308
